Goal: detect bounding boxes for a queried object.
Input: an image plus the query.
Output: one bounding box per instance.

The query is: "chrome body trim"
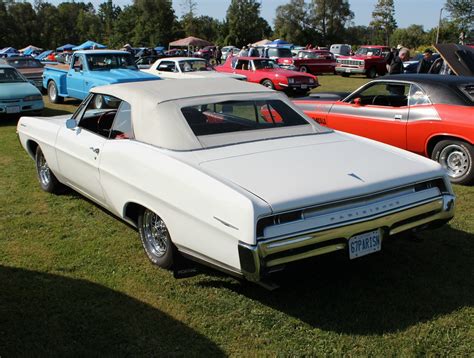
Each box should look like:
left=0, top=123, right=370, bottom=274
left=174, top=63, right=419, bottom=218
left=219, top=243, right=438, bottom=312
left=239, top=193, right=455, bottom=282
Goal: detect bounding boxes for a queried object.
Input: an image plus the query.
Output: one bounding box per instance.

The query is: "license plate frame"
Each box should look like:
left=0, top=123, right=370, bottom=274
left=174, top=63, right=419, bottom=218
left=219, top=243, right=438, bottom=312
left=348, top=229, right=382, bottom=259
left=301, top=84, right=307, bottom=89
left=345, top=68, right=351, bottom=73
left=6, top=106, right=20, bottom=114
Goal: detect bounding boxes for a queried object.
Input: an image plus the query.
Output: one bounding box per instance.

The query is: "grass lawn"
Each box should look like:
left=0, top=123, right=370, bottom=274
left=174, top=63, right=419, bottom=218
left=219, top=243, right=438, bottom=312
left=1, top=75, right=473, bottom=356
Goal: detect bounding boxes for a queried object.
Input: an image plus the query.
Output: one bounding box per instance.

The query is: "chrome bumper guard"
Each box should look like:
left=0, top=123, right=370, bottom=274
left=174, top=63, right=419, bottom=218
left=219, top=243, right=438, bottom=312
left=239, top=194, right=455, bottom=282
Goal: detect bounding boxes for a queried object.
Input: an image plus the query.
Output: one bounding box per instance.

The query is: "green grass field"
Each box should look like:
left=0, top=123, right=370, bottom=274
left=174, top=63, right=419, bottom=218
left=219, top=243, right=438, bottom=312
left=1, top=75, right=473, bottom=356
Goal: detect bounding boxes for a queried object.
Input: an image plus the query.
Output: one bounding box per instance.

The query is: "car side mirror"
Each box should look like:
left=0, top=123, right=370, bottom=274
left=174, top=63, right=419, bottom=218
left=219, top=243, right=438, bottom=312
left=66, top=118, right=77, bottom=129
left=353, top=98, right=362, bottom=107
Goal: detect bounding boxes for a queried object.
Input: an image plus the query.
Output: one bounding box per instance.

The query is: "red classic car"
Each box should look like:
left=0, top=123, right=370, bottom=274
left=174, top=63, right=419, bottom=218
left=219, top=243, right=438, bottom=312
left=335, top=45, right=390, bottom=78
left=293, top=74, right=474, bottom=184
left=216, top=56, right=319, bottom=95
left=278, top=50, right=336, bottom=74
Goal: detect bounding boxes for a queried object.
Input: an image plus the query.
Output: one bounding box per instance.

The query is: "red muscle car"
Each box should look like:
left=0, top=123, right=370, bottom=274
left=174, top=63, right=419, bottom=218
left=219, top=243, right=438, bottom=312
left=278, top=50, right=336, bottom=74
left=335, top=45, right=390, bottom=78
left=216, top=56, right=319, bottom=95
left=293, top=74, right=474, bottom=184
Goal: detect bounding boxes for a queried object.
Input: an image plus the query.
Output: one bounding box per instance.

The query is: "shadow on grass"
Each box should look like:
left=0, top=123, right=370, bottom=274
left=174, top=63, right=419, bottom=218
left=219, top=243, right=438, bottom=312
left=198, top=225, right=474, bottom=335
left=0, top=266, right=223, bottom=356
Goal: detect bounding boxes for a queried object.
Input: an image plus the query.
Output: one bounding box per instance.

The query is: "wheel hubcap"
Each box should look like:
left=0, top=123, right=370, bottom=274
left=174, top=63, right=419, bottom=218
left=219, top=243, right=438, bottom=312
left=439, top=144, right=469, bottom=179
left=143, top=210, right=168, bottom=257
left=49, top=84, right=56, bottom=101
left=37, top=153, right=51, bottom=186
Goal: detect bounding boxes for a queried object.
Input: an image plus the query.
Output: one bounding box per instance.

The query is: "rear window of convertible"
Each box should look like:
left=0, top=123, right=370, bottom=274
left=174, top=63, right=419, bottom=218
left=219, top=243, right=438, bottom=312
left=181, top=99, right=310, bottom=136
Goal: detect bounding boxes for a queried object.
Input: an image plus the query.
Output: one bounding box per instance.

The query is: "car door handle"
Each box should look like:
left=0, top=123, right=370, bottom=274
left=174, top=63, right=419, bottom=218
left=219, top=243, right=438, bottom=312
left=394, top=114, right=402, bottom=120
left=89, top=147, right=100, bottom=154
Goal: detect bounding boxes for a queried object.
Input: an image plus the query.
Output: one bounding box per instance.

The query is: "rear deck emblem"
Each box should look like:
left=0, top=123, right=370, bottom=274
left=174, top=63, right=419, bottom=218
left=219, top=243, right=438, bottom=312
left=348, top=173, right=365, bottom=182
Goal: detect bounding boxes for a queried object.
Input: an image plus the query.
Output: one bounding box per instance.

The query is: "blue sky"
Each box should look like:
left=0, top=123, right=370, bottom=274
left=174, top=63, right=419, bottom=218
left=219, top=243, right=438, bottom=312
left=43, top=0, right=447, bottom=30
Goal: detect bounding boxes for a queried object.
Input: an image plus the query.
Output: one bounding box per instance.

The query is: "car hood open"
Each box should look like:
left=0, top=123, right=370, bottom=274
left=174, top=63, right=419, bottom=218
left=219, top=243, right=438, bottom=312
left=434, top=44, right=474, bottom=76
left=196, top=132, right=443, bottom=212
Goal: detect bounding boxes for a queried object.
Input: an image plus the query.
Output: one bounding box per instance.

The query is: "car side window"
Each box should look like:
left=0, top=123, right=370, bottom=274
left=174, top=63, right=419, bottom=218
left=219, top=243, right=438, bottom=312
left=408, top=84, right=431, bottom=106
left=158, top=61, right=176, bottom=72
left=235, top=60, right=249, bottom=70
left=351, top=82, right=409, bottom=107
left=110, top=101, right=134, bottom=139
left=77, top=94, right=123, bottom=138
left=73, top=55, right=82, bottom=71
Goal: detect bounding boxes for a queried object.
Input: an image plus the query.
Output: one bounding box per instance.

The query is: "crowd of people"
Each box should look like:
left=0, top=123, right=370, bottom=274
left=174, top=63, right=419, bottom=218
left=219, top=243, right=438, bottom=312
left=386, top=45, right=436, bottom=75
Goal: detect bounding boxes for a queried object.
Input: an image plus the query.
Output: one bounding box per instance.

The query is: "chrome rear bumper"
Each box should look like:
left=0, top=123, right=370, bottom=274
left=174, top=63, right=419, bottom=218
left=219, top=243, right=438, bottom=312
left=238, top=194, right=455, bottom=282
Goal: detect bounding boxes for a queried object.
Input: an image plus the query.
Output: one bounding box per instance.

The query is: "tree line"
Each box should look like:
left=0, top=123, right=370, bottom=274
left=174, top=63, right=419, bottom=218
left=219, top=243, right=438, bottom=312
left=0, top=0, right=472, bottom=50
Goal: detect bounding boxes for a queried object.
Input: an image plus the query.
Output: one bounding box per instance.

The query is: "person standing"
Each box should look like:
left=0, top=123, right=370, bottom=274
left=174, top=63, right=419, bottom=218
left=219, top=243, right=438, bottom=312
left=417, top=48, right=434, bottom=73
left=238, top=46, right=248, bottom=57
left=389, top=48, right=409, bottom=74
left=215, top=46, right=222, bottom=65
left=248, top=45, right=259, bottom=57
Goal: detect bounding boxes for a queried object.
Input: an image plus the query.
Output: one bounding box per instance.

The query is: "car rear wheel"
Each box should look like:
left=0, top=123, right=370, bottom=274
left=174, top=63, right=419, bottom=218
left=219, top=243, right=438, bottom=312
left=367, top=67, right=377, bottom=78
left=261, top=79, right=274, bottom=89
left=432, top=140, right=474, bottom=184
left=47, top=81, right=63, bottom=104
left=35, top=146, right=64, bottom=193
left=138, top=208, right=174, bottom=268
left=299, top=66, right=308, bottom=73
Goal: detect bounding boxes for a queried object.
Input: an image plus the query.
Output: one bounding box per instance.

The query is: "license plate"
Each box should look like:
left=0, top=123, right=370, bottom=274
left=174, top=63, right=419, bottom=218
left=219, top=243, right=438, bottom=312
left=301, top=85, right=307, bottom=89
left=349, top=229, right=381, bottom=259
left=345, top=68, right=351, bottom=73
left=6, top=106, right=20, bottom=114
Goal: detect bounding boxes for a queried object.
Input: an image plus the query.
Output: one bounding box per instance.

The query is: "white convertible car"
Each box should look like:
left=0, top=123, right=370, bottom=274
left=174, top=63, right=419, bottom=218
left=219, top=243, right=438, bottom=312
left=142, top=57, right=246, bottom=81
left=17, top=79, right=455, bottom=286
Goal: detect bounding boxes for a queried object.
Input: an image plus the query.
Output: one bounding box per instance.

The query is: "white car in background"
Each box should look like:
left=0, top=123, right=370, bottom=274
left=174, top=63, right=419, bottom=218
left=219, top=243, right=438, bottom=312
left=17, top=79, right=455, bottom=286
left=142, top=57, right=246, bottom=81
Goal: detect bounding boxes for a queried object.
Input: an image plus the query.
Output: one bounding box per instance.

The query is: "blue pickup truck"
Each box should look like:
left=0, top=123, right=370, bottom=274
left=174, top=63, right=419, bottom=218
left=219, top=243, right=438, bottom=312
left=43, top=50, right=159, bottom=106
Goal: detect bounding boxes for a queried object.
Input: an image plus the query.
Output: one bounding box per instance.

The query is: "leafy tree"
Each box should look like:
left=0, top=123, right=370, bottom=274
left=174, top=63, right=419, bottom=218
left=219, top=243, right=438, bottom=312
left=445, top=0, right=474, bottom=33
left=109, top=5, right=140, bottom=47
left=98, top=0, right=122, bottom=46
left=76, top=8, right=102, bottom=43
left=345, top=25, right=373, bottom=46
left=132, top=0, right=178, bottom=46
left=225, top=0, right=271, bottom=46
left=34, top=1, right=61, bottom=49
left=370, top=0, right=397, bottom=45
left=309, top=0, right=354, bottom=45
left=6, top=1, right=37, bottom=48
left=390, top=25, right=426, bottom=49
left=0, top=1, right=16, bottom=48
left=274, top=0, right=317, bottom=46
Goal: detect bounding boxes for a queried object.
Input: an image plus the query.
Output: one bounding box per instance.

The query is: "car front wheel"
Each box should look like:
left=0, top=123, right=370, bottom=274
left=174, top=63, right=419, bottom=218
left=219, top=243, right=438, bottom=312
left=47, top=81, right=63, bottom=104
left=261, top=79, right=274, bottom=89
left=138, top=208, right=174, bottom=268
left=35, top=146, right=64, bottom=193
left=432, top=140, right=474, bottom=184
left=299, top=66, right=308, bottom=73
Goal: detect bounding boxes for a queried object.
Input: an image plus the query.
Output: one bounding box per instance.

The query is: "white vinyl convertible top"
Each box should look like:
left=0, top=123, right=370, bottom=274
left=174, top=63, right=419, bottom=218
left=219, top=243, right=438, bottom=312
left=92, top=78, right=273, bottom=104
left=91, top=79, right=318, bottom=150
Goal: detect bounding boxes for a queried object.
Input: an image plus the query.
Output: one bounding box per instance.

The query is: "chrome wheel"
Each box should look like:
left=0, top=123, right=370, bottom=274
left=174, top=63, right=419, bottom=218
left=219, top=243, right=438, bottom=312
left=438, top=144, right=470, bottom=179
left=142, top=209, right=169, bottom=258
left=300, top=66, right=308, bottom=73
left=37, top=151, right=51, bottom=187
left=48, top=82, right=57, bottom=102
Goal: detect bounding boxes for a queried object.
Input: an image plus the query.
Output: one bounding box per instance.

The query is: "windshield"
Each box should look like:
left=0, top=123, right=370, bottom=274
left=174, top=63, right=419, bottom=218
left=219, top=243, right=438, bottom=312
left=355, top=48, right=381, bottom=56
left=0, top=68, right=26, bottom=83
left=178, top=60, right=209, bottom=72
left=7, top=58, right=43, bottom=68
left=87, top=54, right=138, bottom=70
left=253, top=59, right=278, bottom=69
left=267, top=48, right=293, bottom=58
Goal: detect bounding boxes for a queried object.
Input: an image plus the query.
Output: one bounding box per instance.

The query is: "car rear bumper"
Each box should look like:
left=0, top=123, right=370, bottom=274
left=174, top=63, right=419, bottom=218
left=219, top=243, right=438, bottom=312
left=0, top=100, right=44, bottom=115
left=238, top=194, right=455, bottom=282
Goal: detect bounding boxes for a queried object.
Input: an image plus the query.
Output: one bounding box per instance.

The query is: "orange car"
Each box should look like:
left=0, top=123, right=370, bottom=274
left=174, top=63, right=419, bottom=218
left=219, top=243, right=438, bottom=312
left=293, top=74, right=474, bottom=184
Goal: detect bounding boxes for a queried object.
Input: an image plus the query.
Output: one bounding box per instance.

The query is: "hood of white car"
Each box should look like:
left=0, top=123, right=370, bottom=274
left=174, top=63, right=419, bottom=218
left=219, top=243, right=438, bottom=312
left=196, top=132, right=443, bottom=212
